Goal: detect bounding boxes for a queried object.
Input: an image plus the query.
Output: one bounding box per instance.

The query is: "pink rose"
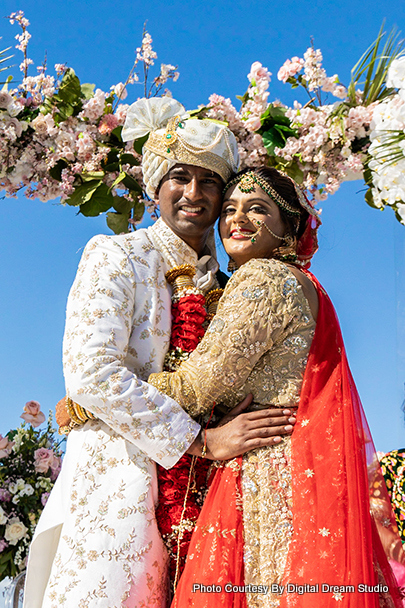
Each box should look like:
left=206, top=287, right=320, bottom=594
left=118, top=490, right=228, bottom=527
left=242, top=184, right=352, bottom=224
left=34, top=448, right=61, bottom=478
left=248, top=61, right=271, bottom=84
left=0, top=435, right=14, bottom=458
left=0, top=92, right=12, bottom=109
left=21, top=400, right=45, bottom=428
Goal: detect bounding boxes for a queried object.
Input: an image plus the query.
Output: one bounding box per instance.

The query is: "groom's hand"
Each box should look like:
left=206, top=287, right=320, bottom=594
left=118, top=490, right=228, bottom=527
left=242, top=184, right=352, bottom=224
left=187, top=394, right=297, bottom=460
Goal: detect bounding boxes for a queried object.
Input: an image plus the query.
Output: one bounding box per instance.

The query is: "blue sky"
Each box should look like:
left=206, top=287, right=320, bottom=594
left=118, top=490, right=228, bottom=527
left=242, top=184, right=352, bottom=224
left=1, top=0, right=405, bottom=452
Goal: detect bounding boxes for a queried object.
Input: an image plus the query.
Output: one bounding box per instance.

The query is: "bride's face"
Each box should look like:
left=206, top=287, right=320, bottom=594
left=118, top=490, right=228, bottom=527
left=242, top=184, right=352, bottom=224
left=220, top=183, right=286, bottom=268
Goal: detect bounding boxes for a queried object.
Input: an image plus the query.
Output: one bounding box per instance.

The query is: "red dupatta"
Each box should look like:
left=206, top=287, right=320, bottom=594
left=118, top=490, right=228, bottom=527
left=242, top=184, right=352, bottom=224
left=172, top=272, right=403, bottom=608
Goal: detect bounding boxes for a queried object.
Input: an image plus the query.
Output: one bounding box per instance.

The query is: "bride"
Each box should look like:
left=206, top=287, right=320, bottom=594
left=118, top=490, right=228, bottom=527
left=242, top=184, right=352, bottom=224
left=148, top=166, right=404, bottom=608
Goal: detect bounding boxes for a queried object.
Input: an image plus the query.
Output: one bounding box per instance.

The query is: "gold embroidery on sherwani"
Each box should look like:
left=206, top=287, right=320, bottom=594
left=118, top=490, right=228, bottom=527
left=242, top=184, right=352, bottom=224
left=148, top=257, right=315, bottom=608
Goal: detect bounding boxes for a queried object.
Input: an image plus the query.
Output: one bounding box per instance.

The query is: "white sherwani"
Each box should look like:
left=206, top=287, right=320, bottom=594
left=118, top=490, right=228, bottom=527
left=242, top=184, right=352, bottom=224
left=24, top=219, right=203, bottom=608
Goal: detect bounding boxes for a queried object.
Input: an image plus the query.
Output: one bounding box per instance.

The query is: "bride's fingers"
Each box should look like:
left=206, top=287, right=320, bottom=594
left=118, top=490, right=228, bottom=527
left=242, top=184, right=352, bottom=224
left=244, top=435, right=285, bottom=450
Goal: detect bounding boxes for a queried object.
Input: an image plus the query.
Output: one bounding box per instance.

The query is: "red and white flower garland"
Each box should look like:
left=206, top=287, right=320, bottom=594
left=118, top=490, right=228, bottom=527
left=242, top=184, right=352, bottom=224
left=155, top=264, right=222, bottom=591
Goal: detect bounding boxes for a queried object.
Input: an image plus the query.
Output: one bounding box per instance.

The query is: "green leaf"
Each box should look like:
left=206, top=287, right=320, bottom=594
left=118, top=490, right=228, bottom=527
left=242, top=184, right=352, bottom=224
left=122, top=173, right=143, bottom=194
left=49, top=159, right=68, bottom=182
left=132, top=199, right=145, bottom=222
left=58, top=68, right=82, bottom=104
left=109, top=171, right=126, bottom=190
left=81, top=171, right=105, bottom=181
left=365, top=187, right=379, bottom=208
left=261, top=128, right=287, bottom=155
left=236, top=91, right=250, bottom=106
left=79, top=183, right=115, bottom=216
left=112, top=196, right=134, bottom=214
left=349, top=23, right=405, bottom=105
left=133, top=134, right=149, bottom=155
left=363, top=163, right=373, bottom=187
left=65, top=179, right=101, bottom=207
left=103, top=149, right=120, bottom=172
left=81, top=83, right=95, bottom=100
left=188, top=106, right=210, bottom=118
left=281, top=161, right=304, bottom=184
left=260, top=104, right=289, bottom=124
left=111, top=126, right=124, bottom=143
left=120, top=153, right=140, bottom=166
left=106, top=211, right=130, bottom=234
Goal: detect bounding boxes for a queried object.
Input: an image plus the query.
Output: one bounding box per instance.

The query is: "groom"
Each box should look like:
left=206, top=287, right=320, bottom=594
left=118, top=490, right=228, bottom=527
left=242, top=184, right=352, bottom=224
left=25, top=97, right=295, bottom=608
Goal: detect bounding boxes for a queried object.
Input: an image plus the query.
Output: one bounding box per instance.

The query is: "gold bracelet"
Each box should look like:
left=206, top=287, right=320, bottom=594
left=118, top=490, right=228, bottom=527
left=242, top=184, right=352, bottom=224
left=66, top=397, right=95, bottom=426
left=201, top=429, right=207, bottom=458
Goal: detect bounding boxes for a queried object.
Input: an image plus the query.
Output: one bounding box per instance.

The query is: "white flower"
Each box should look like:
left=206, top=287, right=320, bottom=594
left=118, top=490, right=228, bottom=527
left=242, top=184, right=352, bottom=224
left=387, top=57, right=405, bottom=91
left=4, top=518, right=28, bottom=545
left=0, top=506, right=8, bottom=525
left=20, top=483, right=34, bottom=497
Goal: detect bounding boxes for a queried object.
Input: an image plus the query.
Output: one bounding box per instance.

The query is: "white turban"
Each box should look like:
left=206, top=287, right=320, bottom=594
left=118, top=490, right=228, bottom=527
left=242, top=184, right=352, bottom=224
left=122, top=96, right=240, bottom=200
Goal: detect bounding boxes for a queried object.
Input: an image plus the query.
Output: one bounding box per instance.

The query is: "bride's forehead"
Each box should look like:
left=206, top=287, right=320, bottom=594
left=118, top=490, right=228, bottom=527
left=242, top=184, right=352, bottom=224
left=222, top=185, right=274, bottom=206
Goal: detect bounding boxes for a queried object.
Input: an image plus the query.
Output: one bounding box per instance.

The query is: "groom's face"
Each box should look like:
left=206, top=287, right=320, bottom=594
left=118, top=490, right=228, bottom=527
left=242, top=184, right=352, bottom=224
left=155, top=164, right=223, bottom=255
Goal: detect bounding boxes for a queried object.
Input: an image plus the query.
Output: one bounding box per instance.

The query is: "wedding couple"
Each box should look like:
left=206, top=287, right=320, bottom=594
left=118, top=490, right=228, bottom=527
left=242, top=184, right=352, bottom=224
left=24, top=97, right=403, bottom=608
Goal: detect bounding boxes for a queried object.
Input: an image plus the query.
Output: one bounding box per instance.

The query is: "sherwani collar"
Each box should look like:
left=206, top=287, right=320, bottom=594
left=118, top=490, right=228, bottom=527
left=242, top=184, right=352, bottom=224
left=148, top=218, right=216, bottom=268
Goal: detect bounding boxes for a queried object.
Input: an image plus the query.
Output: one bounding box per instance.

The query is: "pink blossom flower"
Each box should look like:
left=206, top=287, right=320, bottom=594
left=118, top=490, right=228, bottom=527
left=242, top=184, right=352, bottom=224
left=136, top=32, right=157, bottom=66
left=34, top=447, right=61, bottom=478
left=114, top=104, right=129, bottom=126
left=98, top=113, right=119, bottom=135
left=54, top=63, right=67, bottom=76
left=333, top=85, right=347, bottom=100
left=111, top=82, right=128, bottom=100
left=0, top=489, right=11, bottom=502
left=0, top=436, right=14, bottom=458
left=0, top=539, right=8, bottom=553
left=248, top=62, right=271, bottom=85
left=21, top=400, right=45, bottom=427
left=277, top=57, right=304, bottom=83
left=80, top=89, right=106, bottom=121
left=244, top=115, right=262, bottom=132
left=8, top=11, right=29, bottom=27
left=41, top=492, right=50, bottom=506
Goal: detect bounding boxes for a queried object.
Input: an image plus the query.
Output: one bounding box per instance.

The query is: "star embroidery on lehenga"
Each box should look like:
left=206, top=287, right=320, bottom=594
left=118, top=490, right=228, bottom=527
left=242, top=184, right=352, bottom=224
left=333, top=592, right=344, bottom=601
left=301, top=418, right=310, bottom=427
left=318, top=527, right=330, bottom=537
left=319, top=550, right=329, bottom=559
left=305, top=469, right=315, bottom=477
left=311, top=364, right=321, bottom=373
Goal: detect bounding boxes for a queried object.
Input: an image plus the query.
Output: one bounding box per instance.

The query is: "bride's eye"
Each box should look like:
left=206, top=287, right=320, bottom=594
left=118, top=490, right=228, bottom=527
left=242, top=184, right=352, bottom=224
left=249, top=205, right=267, bottom=214
left=221, top=206, right=235, bottom=215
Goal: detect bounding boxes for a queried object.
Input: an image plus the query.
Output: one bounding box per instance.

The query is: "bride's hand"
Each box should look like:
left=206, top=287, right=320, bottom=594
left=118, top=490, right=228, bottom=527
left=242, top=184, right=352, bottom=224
left=187, top=394, right=296, bottom=460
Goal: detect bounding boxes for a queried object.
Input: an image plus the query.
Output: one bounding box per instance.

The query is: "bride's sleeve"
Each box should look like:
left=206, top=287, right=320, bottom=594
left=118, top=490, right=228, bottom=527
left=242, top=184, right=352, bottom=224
left=148, top=259, right=297, bottom=417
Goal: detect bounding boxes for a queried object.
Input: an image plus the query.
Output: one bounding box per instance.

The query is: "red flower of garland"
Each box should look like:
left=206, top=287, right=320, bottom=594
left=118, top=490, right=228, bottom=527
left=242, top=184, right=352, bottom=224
left=170, top=294, right=206, bottom=351
left=156, top=289, right=216, bottom=592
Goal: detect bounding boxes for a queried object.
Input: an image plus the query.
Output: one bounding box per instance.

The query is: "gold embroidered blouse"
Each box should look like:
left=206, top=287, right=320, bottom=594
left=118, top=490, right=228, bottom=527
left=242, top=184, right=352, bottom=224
left=149, top=257, right=316, bottom=607
left=149, top=257, right=315, bottom=417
